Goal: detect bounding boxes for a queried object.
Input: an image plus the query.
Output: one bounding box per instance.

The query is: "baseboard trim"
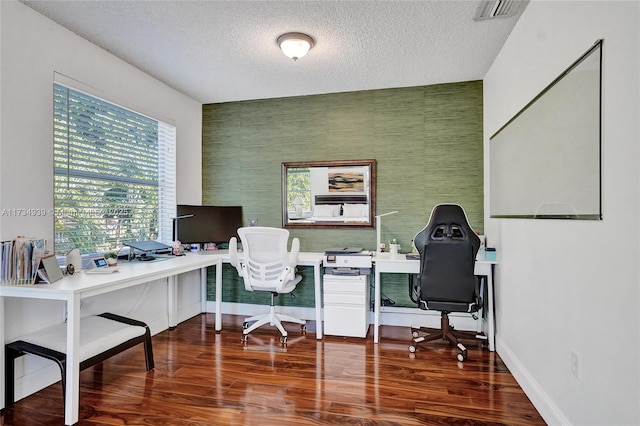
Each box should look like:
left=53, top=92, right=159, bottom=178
left=495, top=335, right=569, bottom=425
left=177, top=301, right=203, bottom=324
left=205, top=301, right=480, bottom=331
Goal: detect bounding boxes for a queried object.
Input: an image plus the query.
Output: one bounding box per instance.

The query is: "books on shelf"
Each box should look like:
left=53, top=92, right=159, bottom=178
left=0, top=237, right=47, bottom=285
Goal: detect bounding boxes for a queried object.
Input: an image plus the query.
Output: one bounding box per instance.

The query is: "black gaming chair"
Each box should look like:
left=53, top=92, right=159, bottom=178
left=408, top=204, right=485, bottom=361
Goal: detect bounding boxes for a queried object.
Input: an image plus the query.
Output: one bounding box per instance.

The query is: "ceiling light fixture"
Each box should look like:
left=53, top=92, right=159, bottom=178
left=277, top=32, right=315, bottom=61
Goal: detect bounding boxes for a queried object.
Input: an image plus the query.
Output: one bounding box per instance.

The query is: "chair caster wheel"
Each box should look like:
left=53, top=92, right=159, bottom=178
left=300, top=324, right=307, bottom=333
left=412, top=330, right=420, bottom=339
left=408, top=345, right=417, bottom=353
left=242, top=322, right=249, bottom=329
left=241, top=334, right=248, bottom=343
left=456, top=343, right=467, bottom=361
left=280, top=335, right=288, bottom=344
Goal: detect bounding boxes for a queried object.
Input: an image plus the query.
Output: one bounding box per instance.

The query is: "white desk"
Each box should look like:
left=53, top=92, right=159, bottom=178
left=373, top=250, right=498, bottom=350
left=0, top=254, right=221, bottom=426
left=211, top=251, right=325, bottom=339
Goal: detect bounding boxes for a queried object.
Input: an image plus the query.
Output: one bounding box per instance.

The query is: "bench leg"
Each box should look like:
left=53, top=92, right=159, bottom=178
left=143, top=332, right=155, bottom=371
left=98, top=313, right=154, bottom=371
left=59, top=359, right=67, bottom=406
left=4, top=344, right=66, bottom=408
left=5, top=345, right=18, bottom=407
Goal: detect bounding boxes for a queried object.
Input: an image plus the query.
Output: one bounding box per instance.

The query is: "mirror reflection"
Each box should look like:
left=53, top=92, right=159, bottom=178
left=282, top=160, right=376, bottom=229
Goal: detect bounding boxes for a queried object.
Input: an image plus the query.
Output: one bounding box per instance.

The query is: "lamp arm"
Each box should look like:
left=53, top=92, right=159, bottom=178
left=375, top=211, right=399, bottom=253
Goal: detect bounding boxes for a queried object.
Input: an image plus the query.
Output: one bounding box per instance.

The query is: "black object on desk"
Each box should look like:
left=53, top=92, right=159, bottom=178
left=124, top=240, right=172, bottom=262
left=124, top=240, right=171, bottom=252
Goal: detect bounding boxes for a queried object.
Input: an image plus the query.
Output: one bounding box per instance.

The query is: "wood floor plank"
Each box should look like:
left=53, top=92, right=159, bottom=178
left=1, top=313, right=545, bottom=425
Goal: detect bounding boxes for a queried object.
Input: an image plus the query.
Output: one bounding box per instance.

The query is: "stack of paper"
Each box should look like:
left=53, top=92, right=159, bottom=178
left=0, top=237, right=46, bottom=285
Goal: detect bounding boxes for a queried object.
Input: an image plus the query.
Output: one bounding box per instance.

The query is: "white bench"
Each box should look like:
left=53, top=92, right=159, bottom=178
left=4, top=312, right=154, bottom=407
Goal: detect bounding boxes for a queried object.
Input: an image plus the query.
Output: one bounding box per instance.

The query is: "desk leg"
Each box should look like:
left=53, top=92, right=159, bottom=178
left=64, top=296, right=81, bottom=425
left=215, top=260, right=222, bottom=332
left=477, top=276, right=485, bottom=335
left=200, top=267, right=207, bottom=313
left=167, top=275, right=178, bottom=328
left=314, top=263, right=322, bottom=339
left=487, top=266, right=495, bottom=351
left=374, top=268, right=381, bottom=343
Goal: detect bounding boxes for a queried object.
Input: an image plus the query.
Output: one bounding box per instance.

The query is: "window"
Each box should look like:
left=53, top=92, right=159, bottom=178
left=286, top=167, right=311, bottom=212
left=53, top=83, right=176, bottom=255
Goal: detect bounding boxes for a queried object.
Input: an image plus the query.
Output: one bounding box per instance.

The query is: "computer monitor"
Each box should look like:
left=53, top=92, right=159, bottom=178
left=175, top=205, right=244, bottom=246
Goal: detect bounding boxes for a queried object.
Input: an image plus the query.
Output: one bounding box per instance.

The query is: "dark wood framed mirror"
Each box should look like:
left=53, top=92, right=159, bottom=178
left=282, top=159, right=376, bottom=229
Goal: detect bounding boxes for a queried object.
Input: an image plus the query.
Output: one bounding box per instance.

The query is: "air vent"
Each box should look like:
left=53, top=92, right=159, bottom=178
left=474, top=0, right=528, bottom=20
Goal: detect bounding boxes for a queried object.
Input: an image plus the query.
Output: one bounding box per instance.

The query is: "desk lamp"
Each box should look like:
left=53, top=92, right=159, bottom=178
left=375, top=211, right=399, bottom=254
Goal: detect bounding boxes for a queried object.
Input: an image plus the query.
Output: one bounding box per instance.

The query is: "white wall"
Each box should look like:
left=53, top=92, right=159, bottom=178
left=0, top=0, right=204, bottom=404
left=484, top=1, right=639, bottom=425
left=1, top=1, right=203, bottom=244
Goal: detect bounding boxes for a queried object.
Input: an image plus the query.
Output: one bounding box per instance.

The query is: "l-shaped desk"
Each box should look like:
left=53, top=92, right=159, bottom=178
left=1, top=249, right=497, bottom=425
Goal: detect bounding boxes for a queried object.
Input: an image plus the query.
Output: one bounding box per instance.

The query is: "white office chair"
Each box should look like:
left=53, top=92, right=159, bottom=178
left=229, top=226, right=306, bottom=344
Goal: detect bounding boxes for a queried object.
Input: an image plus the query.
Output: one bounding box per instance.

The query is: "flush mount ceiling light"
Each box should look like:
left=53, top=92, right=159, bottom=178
left=277, top=32, right=315, bottom=61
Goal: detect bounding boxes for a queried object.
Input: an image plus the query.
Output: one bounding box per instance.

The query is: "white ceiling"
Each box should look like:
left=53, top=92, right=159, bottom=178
left=22, top=0, right=528, bottom=104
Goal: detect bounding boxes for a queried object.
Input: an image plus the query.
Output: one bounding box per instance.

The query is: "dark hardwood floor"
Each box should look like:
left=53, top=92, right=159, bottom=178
left=1, top=314, right=545, bottom=425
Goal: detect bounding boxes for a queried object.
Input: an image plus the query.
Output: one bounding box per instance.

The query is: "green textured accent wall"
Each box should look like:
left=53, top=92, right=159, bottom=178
left=202, top=81, right=483, bottom=307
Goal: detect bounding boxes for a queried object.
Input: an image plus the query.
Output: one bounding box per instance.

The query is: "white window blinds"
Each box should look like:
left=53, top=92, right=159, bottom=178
left=53, top=83, right=176, bottom=254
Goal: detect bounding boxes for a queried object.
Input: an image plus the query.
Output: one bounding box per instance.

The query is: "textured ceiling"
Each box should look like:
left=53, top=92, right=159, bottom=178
left=22, top=0, right=528, bottom=104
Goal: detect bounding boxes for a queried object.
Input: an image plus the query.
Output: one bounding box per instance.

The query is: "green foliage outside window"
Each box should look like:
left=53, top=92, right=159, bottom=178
left=286, top=168, right=311, bottom=212
left=53, top=84, right=173, bottom=255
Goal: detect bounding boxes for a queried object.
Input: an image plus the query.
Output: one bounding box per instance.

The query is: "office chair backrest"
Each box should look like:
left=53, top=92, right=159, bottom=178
left=231, top=227, right=299, bottom=292
left=413, top=204, right=480, bottom=308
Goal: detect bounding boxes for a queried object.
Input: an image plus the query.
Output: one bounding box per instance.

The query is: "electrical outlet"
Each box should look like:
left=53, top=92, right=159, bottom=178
left=570, top=350, right=579, bottom=378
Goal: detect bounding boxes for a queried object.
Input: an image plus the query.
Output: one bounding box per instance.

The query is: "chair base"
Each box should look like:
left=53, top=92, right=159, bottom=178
left=242, top=293, right=306, bottom=344
left=408, top=312, right=486, bottom=361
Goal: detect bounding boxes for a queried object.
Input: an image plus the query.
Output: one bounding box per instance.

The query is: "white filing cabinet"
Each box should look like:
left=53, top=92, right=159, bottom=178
left=323, top=274, right=370, bottom=338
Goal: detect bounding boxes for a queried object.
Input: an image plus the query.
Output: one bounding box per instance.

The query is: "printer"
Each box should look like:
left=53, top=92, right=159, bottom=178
left=323, top=247, right=372, bottom=274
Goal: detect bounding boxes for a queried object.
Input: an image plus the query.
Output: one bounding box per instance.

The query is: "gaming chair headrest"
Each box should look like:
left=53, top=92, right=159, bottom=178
left=414, top=204, right=480, bottom=255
